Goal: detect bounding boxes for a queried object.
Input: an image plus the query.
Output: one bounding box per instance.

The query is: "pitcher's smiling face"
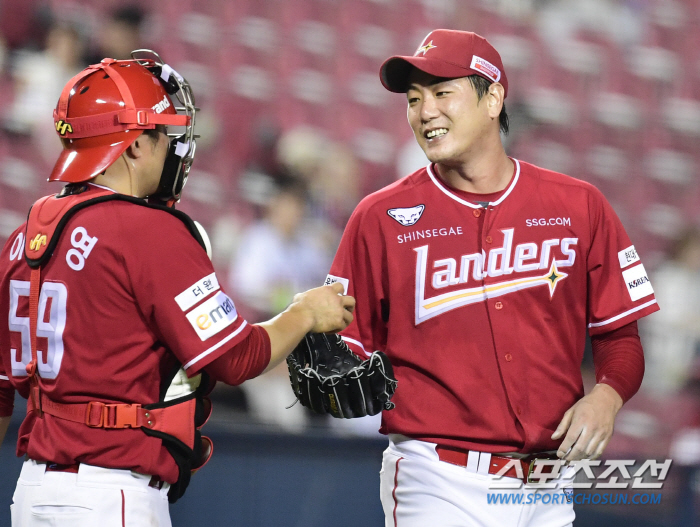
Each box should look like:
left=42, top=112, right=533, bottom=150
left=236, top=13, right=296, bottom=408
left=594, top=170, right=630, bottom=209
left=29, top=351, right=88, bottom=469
left=406, top=69, right=496, bottom=167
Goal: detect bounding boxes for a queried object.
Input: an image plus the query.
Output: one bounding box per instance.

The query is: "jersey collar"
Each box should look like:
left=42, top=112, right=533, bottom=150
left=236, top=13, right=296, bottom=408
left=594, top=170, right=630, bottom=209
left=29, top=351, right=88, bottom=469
left=425, top=158, right=521, bottom=209
left=87, top=182, right=118, bottom=193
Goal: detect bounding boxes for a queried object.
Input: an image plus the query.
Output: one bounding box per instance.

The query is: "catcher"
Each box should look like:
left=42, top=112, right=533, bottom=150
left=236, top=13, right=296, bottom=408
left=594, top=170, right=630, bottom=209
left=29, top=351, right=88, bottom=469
left=0, top=50, right=361, bottom=527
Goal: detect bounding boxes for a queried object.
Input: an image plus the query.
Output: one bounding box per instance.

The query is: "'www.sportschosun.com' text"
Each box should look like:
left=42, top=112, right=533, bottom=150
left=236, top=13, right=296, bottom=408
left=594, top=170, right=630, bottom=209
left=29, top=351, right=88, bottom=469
left=487, top=492, right=662, bottom=505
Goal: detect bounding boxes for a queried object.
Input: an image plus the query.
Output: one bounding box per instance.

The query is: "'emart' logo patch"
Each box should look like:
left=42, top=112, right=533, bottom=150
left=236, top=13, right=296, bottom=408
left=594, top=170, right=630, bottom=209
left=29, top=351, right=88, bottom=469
left=186, top=291, right=238, bottom=341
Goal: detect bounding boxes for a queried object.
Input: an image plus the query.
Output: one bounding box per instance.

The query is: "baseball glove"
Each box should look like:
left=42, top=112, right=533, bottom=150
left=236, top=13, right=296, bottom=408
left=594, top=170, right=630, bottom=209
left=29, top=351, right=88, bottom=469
left=287, top=333, right=397, bottom=418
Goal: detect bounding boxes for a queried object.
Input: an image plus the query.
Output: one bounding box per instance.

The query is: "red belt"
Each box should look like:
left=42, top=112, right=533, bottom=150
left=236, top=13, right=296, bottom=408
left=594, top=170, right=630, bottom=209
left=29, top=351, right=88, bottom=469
left=43, top=462, right=164, bottom=488
left=46, top=463, right=79, bottom=474
left=435, top=445, right=560, bottom=484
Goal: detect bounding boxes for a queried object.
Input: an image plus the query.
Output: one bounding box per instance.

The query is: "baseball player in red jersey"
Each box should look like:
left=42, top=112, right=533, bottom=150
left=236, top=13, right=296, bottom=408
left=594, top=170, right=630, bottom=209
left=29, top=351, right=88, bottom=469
left=326, top=30, right=659, bottom=526
left=0, top=51, right=354, bottom=526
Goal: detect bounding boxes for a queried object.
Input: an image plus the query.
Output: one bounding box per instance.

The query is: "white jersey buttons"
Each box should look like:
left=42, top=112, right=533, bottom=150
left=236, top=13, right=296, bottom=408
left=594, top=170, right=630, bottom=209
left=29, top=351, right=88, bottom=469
left=495, top=301, right=503, bottom=310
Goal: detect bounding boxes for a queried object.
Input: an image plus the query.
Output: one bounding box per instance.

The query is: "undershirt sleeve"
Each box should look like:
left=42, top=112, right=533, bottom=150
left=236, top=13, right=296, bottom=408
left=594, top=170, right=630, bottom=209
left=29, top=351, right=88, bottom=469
left=0, top=384, right=14, bottom=417
left=203, top=324, right=271, bottom=386
left=0, top=358, right=13, bottom=417
left=590, top=320, right=644, bottom=403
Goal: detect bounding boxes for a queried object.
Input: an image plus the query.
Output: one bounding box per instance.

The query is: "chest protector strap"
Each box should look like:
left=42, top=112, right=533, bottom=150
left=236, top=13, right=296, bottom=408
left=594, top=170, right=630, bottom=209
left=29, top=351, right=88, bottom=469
left=23, top=184, right=213, bottom=503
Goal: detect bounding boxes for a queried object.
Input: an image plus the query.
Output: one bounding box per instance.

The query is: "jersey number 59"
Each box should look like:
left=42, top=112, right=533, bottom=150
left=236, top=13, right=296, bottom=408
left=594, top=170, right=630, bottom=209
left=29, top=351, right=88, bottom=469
left=8, top=280, right=67, bottom=379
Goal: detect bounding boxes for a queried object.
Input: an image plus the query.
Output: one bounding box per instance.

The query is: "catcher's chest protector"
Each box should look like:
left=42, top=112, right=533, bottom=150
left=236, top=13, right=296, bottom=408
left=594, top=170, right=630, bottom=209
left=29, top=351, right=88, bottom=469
left=23, top=184, right=213, bottom=502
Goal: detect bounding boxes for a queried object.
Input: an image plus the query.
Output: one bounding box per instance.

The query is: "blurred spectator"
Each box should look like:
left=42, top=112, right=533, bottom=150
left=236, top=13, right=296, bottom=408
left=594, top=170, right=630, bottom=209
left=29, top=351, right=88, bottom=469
left=276, top=126, right=362, bottom=227
left=2, top=21, right=84, bottom=161
left=0, top=1, right=51, bottom=52
left=641, top=228, right=700, bottom=395
left=229, top=179, right=332, bottom=320
left=84, top=5, right=144, bottom=63
left=536, top=0, right=644, bottom=47
left=228, top=180, right=333, bottom=430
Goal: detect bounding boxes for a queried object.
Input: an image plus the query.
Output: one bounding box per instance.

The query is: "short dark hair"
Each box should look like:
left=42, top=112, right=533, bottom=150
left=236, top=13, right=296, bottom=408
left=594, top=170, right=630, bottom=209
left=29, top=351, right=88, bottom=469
left=142, top=125, right=166, bottom=144
left=467, top=75, right=509, bottom=135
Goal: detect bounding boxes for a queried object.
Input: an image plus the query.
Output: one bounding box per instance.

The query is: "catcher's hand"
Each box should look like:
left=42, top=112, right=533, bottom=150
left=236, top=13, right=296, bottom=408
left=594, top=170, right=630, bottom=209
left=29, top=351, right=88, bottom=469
left=287, top=333, right=397, bottom=418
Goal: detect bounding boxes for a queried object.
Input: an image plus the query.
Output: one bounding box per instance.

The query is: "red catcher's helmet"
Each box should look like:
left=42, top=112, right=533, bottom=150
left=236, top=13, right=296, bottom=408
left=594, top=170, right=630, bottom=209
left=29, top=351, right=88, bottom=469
left=50, top=52, right=193, bottom=192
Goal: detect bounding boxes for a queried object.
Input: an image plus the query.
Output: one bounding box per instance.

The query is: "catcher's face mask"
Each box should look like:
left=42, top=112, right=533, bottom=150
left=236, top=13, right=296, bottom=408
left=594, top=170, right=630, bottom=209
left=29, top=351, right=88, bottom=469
left=132, top=50, right=198, bottom=205
left=49, top=49, right=197, bottom=205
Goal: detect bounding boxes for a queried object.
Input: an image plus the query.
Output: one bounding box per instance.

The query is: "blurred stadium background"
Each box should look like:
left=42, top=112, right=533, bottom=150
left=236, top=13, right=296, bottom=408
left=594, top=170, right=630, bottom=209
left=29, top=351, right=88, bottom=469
left=0, top=0, right=699, bottom=525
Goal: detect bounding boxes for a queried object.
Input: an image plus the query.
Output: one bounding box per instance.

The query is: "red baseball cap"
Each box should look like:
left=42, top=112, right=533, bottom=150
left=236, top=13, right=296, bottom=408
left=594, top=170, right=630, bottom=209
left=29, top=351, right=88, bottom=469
left=380, top=29, right=508, bottom=97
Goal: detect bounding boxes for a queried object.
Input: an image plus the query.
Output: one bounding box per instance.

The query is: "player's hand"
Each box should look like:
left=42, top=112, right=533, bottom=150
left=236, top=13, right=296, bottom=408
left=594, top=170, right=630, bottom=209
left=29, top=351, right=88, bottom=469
left=551, top=383, right=623, bottom=461
left=292, top=282, right=355, bottom=334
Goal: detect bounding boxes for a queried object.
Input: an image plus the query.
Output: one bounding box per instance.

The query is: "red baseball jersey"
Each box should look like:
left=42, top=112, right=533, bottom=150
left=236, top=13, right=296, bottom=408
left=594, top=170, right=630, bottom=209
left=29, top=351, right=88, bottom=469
left=329, top=159, right=659, bottom=453
left=0, top=188, right=251, bottom=482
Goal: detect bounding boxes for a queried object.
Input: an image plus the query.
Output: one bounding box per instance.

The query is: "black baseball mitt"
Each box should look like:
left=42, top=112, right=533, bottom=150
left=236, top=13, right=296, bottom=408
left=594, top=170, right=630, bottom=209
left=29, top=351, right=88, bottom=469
left=287, top=333, right=397, bottom=418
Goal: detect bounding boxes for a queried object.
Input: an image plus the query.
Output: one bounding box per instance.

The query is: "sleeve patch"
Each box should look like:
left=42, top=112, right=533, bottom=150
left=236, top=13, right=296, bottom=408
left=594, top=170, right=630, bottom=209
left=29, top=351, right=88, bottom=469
left=186, top=291, right=238, bottom=341
left=175, top=272, right=220, bottom=311
left=622, top=264, right=654, bottom=301
left=618, top=245, right=640, bottom=269
left=324, top=274, right=349, bottom=294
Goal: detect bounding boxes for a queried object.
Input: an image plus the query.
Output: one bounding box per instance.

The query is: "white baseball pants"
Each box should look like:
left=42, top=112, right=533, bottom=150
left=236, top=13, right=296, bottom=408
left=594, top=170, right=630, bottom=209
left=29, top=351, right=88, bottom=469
left=380, top=435, right=576, bottom=527
left=11, top=459, right=172, bottom=527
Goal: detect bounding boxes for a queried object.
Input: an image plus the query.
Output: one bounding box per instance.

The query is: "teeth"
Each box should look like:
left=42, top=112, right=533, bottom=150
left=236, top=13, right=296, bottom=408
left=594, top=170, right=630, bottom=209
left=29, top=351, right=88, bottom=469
left=426, top=128, right=447, bottom=139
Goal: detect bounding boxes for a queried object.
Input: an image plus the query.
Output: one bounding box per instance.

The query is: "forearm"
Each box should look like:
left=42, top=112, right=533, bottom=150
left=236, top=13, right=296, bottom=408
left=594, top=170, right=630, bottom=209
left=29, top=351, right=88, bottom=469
left=0, top=416, right=11, bottom=447
left=257, top=302, right=315, bottom=373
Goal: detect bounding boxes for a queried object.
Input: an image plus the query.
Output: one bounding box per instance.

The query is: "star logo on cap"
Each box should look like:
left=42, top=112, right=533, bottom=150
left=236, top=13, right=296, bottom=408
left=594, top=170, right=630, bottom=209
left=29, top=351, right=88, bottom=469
left=416, top=40, right=437, bottom=56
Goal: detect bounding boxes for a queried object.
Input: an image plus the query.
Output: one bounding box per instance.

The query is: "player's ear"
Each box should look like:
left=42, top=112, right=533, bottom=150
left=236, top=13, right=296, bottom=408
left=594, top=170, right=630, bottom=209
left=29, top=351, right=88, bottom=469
left=486, top=83, right=505, bottom=119
left=124, top=137, right=146, bottom=160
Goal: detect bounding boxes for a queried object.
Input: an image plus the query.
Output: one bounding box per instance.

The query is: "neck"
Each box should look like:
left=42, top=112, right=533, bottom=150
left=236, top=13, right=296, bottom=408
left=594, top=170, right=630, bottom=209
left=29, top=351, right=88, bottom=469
left=434, top=146, right=513, bottom=195
left=92, top=156, right=142, bottom=197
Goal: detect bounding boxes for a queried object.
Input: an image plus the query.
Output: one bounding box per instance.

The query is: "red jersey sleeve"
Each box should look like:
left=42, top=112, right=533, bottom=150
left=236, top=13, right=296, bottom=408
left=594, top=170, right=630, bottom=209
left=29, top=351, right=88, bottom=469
left=204, top=324, right=271, bottom=385
left=586, top=188, right=659, bottom=335
left=327, top=203, right=388, bottom=357
left=117, top=205, right=251, bottom=376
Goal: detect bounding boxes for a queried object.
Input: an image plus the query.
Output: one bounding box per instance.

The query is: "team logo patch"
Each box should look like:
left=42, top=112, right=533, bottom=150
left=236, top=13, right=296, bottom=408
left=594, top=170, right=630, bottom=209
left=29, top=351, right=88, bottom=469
left=388, top=205, right=425, bottom=226
left=622, top=264, right=654, bottom=302
left=186, top=291, right=238, bottom=341
left=55, top=120, right=73, bottom=135
left=470, top=55, right=501, bottom=83
left=29, top=233, right=47, bottom=252
left=618, top=245, right=640, bottom=269
left=175, top=272, right=220, bottom=311
left=324, top=274, right=349, bottom=295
